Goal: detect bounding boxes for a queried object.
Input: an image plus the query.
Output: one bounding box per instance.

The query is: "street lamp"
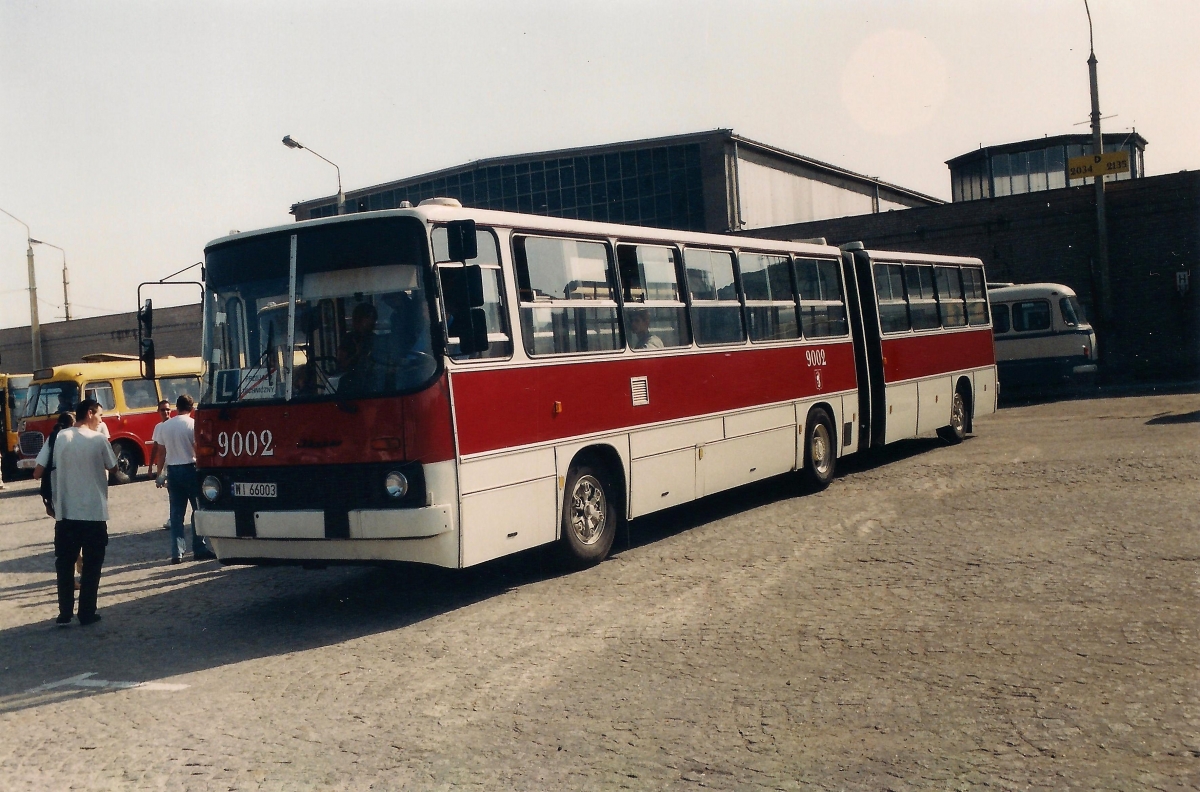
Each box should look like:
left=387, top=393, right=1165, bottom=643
left=282, top=135, right=345, bottom=215
left=1084, top=0, right=1113, bottom=326
left=30, top=238, right=71, bottom=321
left=0, top=206, right=41, bottom=369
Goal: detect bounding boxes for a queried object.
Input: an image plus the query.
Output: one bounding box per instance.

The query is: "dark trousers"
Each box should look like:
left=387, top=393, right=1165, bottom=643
left=54, top=520, right=108, bottom=619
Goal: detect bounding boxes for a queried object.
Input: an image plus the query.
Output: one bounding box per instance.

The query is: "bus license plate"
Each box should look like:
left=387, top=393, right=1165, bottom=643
left=233, top=482, right=277, bottom=498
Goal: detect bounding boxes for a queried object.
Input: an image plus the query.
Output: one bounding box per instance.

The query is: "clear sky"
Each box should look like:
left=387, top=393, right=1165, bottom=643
left=1, top=0, right=1196, bottom=330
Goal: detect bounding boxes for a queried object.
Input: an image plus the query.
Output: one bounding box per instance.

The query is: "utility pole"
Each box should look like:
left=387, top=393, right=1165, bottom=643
left=30, top=239, right=70, bottom=321
left=1085, top=0, right=1113, bottom=326
left=0, top=207, right=42, bottom=369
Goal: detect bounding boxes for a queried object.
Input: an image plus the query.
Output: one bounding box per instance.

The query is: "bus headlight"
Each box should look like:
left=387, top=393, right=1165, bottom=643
left=202, top=476, right=221, bottom=502
left=384, top=471, right=409, bottom=499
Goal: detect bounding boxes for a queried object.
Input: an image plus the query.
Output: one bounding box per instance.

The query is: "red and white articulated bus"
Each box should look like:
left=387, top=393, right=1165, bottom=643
left=182, top=201, right=995, bottom=569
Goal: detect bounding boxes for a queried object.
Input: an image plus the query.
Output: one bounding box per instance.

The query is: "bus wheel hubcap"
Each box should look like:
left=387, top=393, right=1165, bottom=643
left=812, top=424, right=831, bottom=476
left=570, top=475, right=606, bottom=545
left=951, top=394, right=965, bottom=432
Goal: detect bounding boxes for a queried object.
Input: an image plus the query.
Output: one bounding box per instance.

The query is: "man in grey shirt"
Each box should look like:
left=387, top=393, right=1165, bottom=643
left=34, top=397, right=118, bottom=626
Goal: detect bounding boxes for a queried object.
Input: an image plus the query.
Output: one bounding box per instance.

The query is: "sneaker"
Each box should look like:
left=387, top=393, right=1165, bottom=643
left=169, top=557, right=182, bottom=565
left=162, top=521, right=171, bottom=531
left=193, top=551, right=217, bottom=562
left=78, top=613, right=102, bottom=626
left=55, top=613, right=72, bottom=626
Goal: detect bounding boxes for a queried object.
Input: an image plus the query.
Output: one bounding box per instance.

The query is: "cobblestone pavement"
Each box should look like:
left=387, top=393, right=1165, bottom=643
left=0, top=393, right=1197, bottom=791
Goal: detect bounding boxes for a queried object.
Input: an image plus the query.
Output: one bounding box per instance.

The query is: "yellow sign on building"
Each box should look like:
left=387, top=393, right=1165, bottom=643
left=1068, top=151, right=1130, bottom=180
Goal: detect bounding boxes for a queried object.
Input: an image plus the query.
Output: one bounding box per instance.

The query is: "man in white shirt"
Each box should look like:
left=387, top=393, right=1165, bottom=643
left=153, top=394, right=215, bottom=563
left=33, top=398, right=118, bottom=626
left=150, top=398, right=173, bottom=530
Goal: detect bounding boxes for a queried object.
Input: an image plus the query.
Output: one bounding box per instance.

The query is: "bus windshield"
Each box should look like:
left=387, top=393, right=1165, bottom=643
left=202, top=216, right=438, bottom=405
left=9, top=375, right=31, bottom=418
left=24, top=381, right=80, bottom=418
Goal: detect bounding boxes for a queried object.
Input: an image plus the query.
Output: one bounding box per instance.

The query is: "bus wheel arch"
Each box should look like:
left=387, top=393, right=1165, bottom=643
left=938, top=378, right=973, bottom=444
left=558, top=444, right=624, bottom=568
left=800, top=404, right=837, bottom=491
left=109, top=439, right=142, bottom=485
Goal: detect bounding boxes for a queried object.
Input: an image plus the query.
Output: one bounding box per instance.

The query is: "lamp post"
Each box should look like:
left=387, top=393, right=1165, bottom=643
left=1084, top=0, right=1113, bottom=326
left=0, top=206, right=41, bottom=369
left=282, top=135, right=345, bottom=215
left=30, top=238, right=70, bottom=321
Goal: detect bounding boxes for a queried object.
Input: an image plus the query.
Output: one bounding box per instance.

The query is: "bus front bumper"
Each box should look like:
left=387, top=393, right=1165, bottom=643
left=196, top=505, right=459, bottom=568
left=195, top=505, right=452, bottom=540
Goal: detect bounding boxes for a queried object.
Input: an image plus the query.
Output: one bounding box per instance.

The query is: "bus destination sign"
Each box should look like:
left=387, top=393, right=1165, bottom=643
left=1068, top=151, right=1130, bottom=180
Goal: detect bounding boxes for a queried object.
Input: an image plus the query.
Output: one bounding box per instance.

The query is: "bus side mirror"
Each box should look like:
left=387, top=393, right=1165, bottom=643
left=442, top=264, right=488, bottom=354
left=445, top=220, right=478, bottom=262
left=461, top=308, right=489, bottom=354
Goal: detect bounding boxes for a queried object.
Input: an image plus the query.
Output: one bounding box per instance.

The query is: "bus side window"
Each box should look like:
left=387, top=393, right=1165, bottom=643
left=122, top=379, right=159, bottom=410
left=962, top=267, right=990, bottom=325
left=617, top=244, right=690, bottom=350
left=435, top=227, right=512, bottom=360
left=903, top=265, right=940, bottom=330
left=796, top=258, right=848, bottom=338
left=992, top=304, right=1011, bottom=334
left=740, top=252, right=798, bottom=342
left=684, top=248, right=745, bottom=346
left=1011, top=300, right=1051, bottom=332
left=83, top=381, right=116, bottom=411
left=514, top=235, right=621, bottom=356
left=873, top=263, right=909, bottom=333
left=934, top=266, right=968, bottom=327
left=160, top=376, right=201, bottom=406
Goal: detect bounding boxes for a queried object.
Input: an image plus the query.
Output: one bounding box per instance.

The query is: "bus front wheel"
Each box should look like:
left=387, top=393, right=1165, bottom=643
left=558, top=463, right=617, bottom=567
left=801, top=408, right=836, bottom=491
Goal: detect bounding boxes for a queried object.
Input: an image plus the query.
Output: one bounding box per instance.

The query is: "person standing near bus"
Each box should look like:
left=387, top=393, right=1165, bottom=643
left=149, top=398, right=173, bottom=530
left=153, top=394, right=216, bottom=563
left=32, top=398, right=117, bottom=626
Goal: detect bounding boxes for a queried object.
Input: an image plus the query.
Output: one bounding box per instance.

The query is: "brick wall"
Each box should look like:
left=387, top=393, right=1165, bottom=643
left=0, top=304, right=201, bottom=374
left=744, top=171, right=1200, bottom=383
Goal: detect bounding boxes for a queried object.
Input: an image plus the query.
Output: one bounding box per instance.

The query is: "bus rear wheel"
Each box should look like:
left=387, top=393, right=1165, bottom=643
left=558, top=463, right=617, bottom=567
left=801, top=407, right=836, bottom=491
left=109, top=441, right=139, bottom=485
left=938, top=387, right=968, bottom=445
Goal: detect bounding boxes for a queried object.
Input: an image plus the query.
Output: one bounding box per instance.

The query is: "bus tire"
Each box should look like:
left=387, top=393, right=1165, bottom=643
left=938, top=385, right=969, bottom=445
left=801, top=407, right=836, bottom=491
left=558, top=462, right=617, bottom=567
left=109, top=441, right=139, bottom=485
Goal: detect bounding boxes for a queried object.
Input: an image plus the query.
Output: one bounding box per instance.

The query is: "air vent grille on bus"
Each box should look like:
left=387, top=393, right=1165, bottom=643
left=630, top=376, right=649, bottom=406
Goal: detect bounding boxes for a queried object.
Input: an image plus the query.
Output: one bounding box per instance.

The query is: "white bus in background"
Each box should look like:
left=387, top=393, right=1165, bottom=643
left=988, top=283, right=1098, bottom=392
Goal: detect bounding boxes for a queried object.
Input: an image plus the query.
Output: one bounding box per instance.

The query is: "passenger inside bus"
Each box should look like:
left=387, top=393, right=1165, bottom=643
left=627, top=308, right=664, bottom=350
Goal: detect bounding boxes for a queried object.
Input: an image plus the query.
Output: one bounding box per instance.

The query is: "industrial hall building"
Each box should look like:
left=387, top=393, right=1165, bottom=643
left=289, top=129, right=941, bottom=233
left=745, top=133, right=1198, bottom=386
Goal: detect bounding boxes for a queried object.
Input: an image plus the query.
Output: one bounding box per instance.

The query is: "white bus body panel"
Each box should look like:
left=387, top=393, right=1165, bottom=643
left=460, top=476, right=558, bottom=567
left=884, top=382, right=918, bottom=443
left=630, top=447, right=696, bottom=516
left=916, top=376, right=953, bottom=435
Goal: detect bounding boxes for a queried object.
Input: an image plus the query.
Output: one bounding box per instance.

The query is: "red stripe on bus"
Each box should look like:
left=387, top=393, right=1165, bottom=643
left=450, top=342, right=858, bottom=457
left=880, top=329, right=995, bottom=383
